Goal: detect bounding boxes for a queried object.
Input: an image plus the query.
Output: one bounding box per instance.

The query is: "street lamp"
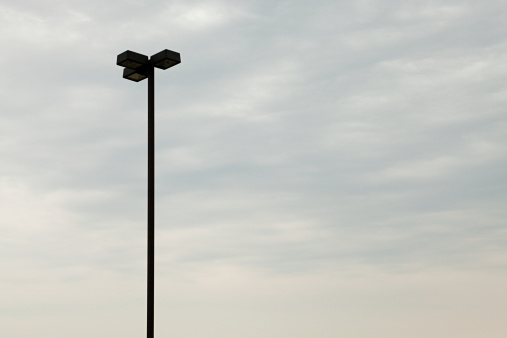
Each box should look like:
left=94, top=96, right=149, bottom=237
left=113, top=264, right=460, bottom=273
left=117, top=49, right=181, bottom=338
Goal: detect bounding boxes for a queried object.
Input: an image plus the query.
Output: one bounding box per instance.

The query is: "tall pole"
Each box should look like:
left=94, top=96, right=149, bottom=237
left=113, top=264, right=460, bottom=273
left=117, top=48, right=180, bottom=338
left=147, top=64, right=155, bottom=338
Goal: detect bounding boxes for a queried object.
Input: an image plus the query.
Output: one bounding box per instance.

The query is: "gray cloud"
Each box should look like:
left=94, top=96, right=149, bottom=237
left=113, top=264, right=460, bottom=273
left=1, top=0, right=507, bottom=337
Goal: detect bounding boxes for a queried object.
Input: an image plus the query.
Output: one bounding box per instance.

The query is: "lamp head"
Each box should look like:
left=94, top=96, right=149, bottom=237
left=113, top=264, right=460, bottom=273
left=117, top=50, right=149, bottom=70
left=123, top=67, right=149, bottom=82
left=150, top=49, right=181, bottom=70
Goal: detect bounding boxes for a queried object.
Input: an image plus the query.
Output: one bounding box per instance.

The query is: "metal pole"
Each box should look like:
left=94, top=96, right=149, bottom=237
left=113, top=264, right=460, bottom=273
left=147, top=64, right=155, bottom=338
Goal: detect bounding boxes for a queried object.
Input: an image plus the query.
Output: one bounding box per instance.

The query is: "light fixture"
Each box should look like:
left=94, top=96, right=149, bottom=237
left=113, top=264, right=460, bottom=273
left=123, top=67, right=149, bottom=82
left=116, top=50, right=149, bottom=70
left=150, top=49, right=181, bottom=70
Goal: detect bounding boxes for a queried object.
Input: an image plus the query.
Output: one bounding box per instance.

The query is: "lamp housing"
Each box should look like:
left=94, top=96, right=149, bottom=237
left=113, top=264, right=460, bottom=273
left=117, top=50, right=149, bottom=70
left=123, top=67, right=149, bottom=82
left=150, top=49, right=181, bottom=70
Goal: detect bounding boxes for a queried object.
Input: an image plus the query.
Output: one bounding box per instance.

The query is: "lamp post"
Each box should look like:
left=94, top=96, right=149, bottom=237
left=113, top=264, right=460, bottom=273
left=117, top=49, right=181, bottom=338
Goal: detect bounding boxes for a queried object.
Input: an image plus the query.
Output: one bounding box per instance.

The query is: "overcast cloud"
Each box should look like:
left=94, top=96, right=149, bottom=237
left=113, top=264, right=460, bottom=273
left=1, top=0, right=507, bottom=337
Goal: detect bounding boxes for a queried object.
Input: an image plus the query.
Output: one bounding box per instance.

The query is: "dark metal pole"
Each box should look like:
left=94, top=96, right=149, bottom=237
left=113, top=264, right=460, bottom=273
left=147, top=64, right=155, bottom=338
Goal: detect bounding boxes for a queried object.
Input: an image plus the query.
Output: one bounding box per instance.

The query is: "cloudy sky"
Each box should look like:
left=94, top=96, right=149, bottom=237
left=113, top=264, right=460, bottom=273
left=1, top=0, right=507, bottom=337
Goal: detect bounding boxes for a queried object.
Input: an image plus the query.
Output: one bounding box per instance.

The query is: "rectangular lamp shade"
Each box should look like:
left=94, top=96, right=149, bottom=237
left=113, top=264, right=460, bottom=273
left=117, top=50, right=149, bottom=70
left=123, top=67, right=148, bottom=82
left=150, top=49, right=181, bottom=70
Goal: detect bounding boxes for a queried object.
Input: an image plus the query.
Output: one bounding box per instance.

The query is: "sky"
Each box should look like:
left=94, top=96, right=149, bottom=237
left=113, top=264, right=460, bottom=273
left=1, top=0, right=506, bottom=337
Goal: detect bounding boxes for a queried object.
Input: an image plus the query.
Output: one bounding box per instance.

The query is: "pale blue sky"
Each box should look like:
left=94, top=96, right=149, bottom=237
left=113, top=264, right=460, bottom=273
left=1, top=0, right=507, bottom=337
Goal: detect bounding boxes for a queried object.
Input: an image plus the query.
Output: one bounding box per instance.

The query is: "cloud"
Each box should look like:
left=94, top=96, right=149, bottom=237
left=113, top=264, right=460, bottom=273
left=1, top=0, right=507, bottom=337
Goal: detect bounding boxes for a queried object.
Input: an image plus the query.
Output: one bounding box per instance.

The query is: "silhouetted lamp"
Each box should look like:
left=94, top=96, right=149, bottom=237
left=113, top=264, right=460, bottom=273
left=116, top=48, right=180, bottom=338
left=151, top=49, right=181, bottom=70
left=117, top=49, right=181, bottom=82
left=117, top=50, right=149, bottom=70
left=123, top=67, right=149, bottom=82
